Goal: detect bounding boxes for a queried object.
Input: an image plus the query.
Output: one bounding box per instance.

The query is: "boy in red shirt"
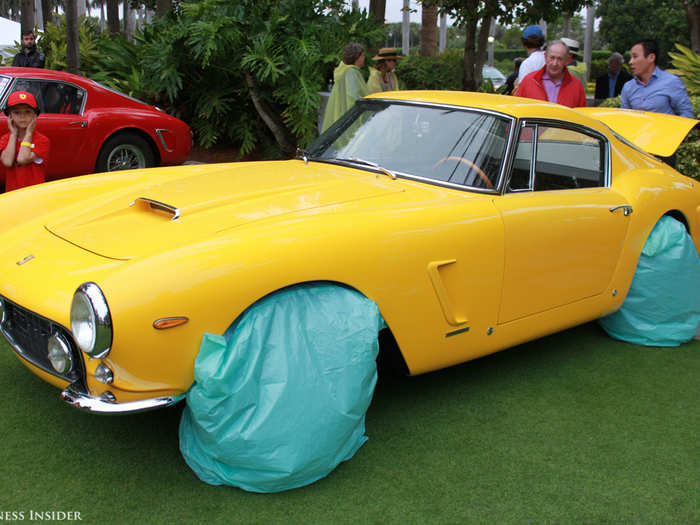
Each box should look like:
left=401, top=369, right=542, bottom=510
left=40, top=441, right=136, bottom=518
left=1, top=91, right=50, bottom=192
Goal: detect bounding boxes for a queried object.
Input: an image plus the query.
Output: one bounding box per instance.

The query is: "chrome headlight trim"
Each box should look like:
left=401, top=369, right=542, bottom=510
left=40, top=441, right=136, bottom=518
left=47, top=332, right=73, bottom=374
left=0, top=296, right=5, bottom=324
left=70, top=282, right=112, bottom=358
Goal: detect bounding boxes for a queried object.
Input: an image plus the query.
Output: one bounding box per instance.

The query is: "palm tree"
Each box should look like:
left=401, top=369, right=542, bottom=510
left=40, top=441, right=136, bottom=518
left=156, top=0, right=170, bottom=18
left=65, top=0, right=80, bottom=74
left=369, top=0, right=386, bottom=22
left=421, top=2, right=438, bottom=56
left=20, top=0, right=33, bottom=34
left=107, top=0, right=119, bottom=35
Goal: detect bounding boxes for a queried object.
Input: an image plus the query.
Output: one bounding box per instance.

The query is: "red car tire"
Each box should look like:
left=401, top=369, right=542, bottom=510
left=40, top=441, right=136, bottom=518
left=95, top=132, right=156, bottom=173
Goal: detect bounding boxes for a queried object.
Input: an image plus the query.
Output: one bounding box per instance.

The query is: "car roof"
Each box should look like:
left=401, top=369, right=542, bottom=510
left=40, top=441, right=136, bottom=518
left=365, top=90, right=698, bottom=158
left=365, top=90, right=593, bottom=122
left=0, top=67, right=97, bottom=88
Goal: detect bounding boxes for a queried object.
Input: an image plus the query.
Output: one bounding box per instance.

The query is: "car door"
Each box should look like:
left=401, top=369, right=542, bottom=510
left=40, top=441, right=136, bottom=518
left=493, top=121, right=632, bottom=324
left=6, top=79, right=89, bottom=180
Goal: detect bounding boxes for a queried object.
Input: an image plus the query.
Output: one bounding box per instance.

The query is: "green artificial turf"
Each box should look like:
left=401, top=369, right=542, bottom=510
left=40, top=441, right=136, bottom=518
left=1, top=322, right=698, bottom=525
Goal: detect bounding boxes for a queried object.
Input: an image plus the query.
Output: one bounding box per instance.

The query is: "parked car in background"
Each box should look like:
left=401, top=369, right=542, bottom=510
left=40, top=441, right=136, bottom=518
left=0, top=68, right=191, bottom=185
left=482, top=65, right=507, bottom=89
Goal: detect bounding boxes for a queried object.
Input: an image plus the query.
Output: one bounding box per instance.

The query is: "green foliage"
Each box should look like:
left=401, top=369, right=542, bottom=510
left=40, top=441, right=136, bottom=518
left=395, top=50, right=463, bottom=90
left=677, top=96, right=700, bottom=179
left=29, top=1, right=382, bottom=156
left=106, top=0, right=384, bottom=155
left=677, top=132, right=700, bottom=180
left=396, top=50, right=506, bottom=92
left=87, top=36, right=152, bottom=101
left=596, top=0, right=690, bottom=67
left=668, top=44, right=700, bottom=96
left=4, top=15, right=104, bottom=70
left=588, top=58, right=611, bottom=81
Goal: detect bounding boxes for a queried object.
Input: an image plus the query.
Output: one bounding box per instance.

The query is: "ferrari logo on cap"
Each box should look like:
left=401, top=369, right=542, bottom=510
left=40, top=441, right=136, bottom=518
left=19, top=93, right=27, bottom=100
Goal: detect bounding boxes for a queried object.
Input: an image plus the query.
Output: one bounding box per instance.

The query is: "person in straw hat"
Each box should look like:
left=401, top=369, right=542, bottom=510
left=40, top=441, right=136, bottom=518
left=367, top=47, right=402, bottom=94
left=560, top=37, right=587, bottom=87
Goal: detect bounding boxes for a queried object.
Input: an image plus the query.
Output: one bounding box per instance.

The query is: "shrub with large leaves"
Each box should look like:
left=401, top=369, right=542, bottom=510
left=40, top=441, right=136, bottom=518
left=114, top=0, right=383, bottom=156
left=668, top=44, right=700, bottom=96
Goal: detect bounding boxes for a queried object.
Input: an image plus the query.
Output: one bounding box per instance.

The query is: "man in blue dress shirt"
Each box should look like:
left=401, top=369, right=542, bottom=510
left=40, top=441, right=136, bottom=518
left=620, top=39, right=694, bottom=118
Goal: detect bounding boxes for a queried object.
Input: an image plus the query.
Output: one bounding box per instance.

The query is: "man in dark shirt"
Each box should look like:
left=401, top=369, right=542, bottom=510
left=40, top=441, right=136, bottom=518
left=594, top=52, right=632, bottom=104
left=12, top=30, right=45, bottom=68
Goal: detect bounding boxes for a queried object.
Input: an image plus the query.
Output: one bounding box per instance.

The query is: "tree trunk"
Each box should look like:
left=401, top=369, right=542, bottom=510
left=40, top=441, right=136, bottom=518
left=474, top=15, right=490, bottom=87
left=421, top=3, right=438, bottom=57
left=106, top=0, right=119, bottom=35
left=688, top=0, right=700, bottom=54
left=41, top=0, right=52, bottom=28
left=562, top=13, right=571, bottom=38
left=124, top=4, right=136, bottom=40
left=156, top=0, right=171, bottom=18
left=34, top=0, right=43, bottom=30
left=65, top=0, right=80, bottom=75
left=20, top=0, right=34, bottom=34
left=244, top=73, right=297, bottom=156
left=369, top=0, right=386, bottom=23
left=462, top=10, right=490, bottom=91
left=462, top=11, right=478, bottom=90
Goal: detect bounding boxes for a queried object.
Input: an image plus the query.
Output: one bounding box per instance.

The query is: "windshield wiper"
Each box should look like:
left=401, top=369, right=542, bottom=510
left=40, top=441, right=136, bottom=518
left=331, top=157, right=397, bottom=180
left=295, top=148, right=310, bottom=165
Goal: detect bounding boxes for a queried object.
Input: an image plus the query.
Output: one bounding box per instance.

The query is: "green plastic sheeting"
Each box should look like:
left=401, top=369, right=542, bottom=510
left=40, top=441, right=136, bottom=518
left=599, top=216, right=700, bottom=346
left=179, top=284, right=385, bottom=492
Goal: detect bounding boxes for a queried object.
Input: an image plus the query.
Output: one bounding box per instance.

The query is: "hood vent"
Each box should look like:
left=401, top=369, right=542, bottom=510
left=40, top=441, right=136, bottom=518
left=130, top=198, right=180, bottom=221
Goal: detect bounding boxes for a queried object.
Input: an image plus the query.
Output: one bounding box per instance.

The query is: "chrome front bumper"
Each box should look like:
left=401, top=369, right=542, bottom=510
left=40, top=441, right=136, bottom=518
left=61, top=383, right=185, bottom=414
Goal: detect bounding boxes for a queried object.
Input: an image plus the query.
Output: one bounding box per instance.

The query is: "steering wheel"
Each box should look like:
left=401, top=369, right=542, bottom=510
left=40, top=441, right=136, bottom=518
left=432, top=156, right=494, bottom=189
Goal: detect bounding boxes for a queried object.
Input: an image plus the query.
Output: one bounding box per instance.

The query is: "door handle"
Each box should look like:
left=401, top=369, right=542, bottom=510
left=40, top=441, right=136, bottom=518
left=69, top=121, right=87, bottom=128
left=609, top=205, right=633, bottom=216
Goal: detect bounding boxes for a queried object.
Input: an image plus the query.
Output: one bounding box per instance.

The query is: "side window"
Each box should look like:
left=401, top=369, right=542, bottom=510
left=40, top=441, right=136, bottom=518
left=10, top=80, right=84, bottom=115
left=508, top=124, right=535, bottom=190
left=534, top=126, right=605, bottom=190
left=507, top=123, right=606, bottom=192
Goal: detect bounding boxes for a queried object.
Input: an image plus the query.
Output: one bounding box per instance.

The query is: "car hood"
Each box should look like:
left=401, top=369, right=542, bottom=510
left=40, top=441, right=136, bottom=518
left=575, top=107, right=698, bottom=157
left=45, top=160, right=405, bottom=260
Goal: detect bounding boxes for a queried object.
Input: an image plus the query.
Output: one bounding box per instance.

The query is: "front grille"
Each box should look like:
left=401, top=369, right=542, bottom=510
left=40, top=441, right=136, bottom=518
left=0, top=296, right=84, bottom=383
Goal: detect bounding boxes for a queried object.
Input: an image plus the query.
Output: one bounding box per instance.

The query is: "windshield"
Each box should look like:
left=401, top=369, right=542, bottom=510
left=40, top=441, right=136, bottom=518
left=0, top=75, right=12, bottom=100
left=308, top=101, right=511, bottom=190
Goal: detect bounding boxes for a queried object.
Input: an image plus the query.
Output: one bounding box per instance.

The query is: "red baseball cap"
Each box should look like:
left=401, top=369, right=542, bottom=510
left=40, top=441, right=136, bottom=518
left=4, top=91, right=40, bottom=115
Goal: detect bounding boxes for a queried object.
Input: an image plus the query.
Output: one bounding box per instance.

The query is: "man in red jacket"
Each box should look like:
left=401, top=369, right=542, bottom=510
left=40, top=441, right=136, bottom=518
left=516, top=40, right=587, bottom=108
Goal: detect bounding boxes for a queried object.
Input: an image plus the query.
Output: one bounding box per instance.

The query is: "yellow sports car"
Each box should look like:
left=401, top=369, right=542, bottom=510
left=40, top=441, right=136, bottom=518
left=0, top=91, right=698, bottom=415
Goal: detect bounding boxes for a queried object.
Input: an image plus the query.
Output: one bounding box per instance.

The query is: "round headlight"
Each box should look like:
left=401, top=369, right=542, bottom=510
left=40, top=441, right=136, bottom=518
left=47, top=333, right=73, bottom=374
left=71, top=291, right=95, bottom=352
left=70, top=282, right=112, bottom=358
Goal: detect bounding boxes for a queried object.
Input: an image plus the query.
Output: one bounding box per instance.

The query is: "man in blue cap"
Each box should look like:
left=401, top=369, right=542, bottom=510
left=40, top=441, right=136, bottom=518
left=516, top=25, right=545, bottom=89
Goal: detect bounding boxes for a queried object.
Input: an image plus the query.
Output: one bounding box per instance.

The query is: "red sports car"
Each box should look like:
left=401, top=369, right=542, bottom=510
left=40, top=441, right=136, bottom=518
left=0, top=68, right=191, bottom=184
